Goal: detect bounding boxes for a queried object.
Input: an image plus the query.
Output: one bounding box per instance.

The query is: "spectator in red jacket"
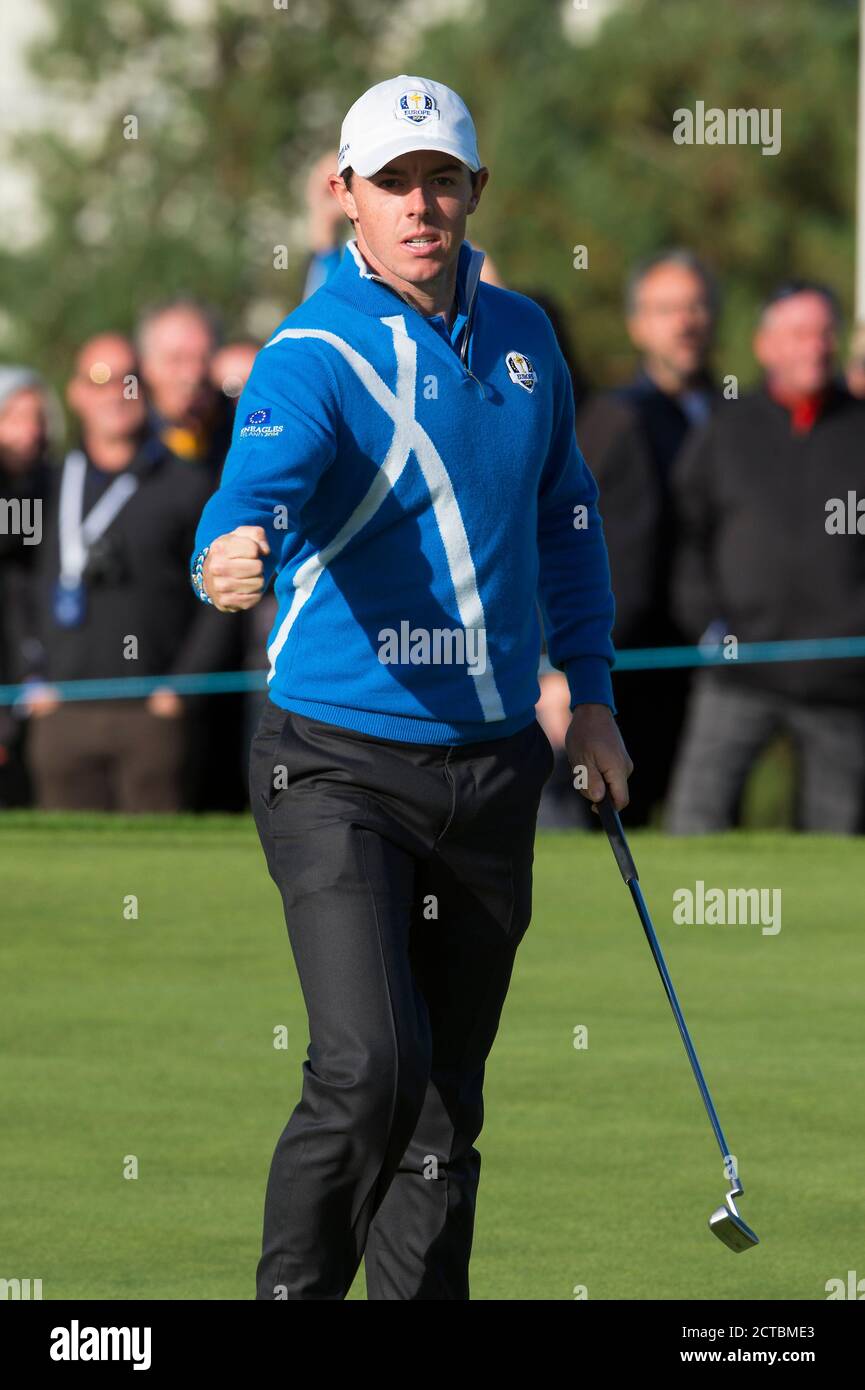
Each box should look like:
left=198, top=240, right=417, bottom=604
left=666, top=282, right=865, bottom=833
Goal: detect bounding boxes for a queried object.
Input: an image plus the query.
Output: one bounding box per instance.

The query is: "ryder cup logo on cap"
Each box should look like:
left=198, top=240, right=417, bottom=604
left=396, top=89, right=439, bottom=124
left=337, top=74, right=481, bottom=178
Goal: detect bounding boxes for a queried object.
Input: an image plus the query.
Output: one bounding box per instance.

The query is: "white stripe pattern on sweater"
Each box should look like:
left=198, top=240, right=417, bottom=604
left=262, top=316, right=505, bottom=721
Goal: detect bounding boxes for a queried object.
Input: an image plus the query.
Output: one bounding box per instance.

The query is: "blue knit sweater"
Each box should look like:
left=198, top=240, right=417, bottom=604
left=191, top=238, right=616, bottom=743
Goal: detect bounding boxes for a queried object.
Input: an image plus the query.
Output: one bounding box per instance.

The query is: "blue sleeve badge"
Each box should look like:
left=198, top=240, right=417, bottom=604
left=240, top=407, right=283, bottom=438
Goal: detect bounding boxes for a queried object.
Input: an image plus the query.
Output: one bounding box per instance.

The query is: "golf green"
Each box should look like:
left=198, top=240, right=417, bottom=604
left=1, top=814, right=860, bottom=1300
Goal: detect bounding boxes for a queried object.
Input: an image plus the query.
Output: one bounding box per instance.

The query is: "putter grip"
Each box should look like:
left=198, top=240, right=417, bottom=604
left=598, top=792, right=638, bottom=883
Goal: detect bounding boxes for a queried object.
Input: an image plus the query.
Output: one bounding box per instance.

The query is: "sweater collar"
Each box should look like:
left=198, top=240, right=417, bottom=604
left=332, top=237, right=485, bottom=365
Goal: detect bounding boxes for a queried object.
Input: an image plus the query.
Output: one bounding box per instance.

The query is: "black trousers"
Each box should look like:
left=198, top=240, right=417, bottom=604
left=249, top=699, right=556, bottom=1300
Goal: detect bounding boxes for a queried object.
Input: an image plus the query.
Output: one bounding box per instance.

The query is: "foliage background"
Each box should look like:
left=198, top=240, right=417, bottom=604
left=0, top=0, right=860, bottom=394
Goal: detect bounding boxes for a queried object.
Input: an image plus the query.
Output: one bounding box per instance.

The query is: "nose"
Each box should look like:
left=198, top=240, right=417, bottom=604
left=403, top=180, right=432, bottom=216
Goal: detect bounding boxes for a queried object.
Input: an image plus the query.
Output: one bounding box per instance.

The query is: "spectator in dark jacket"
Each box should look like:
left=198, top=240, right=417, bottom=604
left=137, top=302, right=249, bottom=809
left=577, top=249, right=719, bottom=824
left=666, top=282, right=865, bottom=833
left=24, top=332, right=234, bottom=812
left=0, top=367, right=58, bottom=805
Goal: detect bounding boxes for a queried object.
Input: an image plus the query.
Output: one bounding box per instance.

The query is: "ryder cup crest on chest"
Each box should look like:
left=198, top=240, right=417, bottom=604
left=505, top=351, right=538, bottom=393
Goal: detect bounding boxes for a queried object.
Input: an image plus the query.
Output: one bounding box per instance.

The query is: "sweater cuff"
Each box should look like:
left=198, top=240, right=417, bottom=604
left=562, top=656, right=616, bottom=715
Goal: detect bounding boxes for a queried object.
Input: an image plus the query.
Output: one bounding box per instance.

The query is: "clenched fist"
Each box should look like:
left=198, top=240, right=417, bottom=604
left=203, top=525, right=271, bottom=612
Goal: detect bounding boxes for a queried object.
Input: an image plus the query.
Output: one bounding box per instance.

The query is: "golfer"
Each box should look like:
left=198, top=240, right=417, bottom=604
left=191, top=74, right=632, bottom=1300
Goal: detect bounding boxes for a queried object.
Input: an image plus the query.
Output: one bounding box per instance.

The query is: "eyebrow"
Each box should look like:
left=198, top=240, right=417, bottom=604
left=376, top=162, right=462, bottom=177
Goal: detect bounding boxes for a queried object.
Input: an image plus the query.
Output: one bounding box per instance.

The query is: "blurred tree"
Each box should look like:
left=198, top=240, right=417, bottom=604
left=0, top=0, right=398, bottom=386
left=0, top=0, right=859, bottom=392
left=412, top=0, right=860, bottom=385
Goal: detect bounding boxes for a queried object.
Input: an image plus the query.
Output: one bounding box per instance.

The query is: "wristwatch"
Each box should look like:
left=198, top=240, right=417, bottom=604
left=191, top=545, right=214, bottom=605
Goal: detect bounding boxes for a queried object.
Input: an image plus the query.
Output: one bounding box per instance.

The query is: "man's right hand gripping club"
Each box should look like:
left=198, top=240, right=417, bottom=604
left=202, top=525, right=270, bottom=612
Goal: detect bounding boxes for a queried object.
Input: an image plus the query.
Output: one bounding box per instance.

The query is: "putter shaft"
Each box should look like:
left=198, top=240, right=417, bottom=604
left=597, top=791, right=758, bottom=1248
left=597, top=793, right=739, bottom=1185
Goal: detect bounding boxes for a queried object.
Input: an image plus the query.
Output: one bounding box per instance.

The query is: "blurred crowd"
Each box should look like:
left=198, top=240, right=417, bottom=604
left=3, top=154, right=865, bottom=831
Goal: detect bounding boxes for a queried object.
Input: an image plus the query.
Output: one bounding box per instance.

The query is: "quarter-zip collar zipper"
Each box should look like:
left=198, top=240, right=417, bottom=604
left=345, top=238, right=487, bottom=398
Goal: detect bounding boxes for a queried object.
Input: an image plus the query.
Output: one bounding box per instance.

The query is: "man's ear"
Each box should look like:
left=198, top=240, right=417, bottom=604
left=467, top=167, right=489, bottom=213
left=328, top=172, right=357, bottom=225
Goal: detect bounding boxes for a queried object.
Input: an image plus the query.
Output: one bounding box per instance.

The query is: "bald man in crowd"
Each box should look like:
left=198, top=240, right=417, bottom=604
left=211, top=340, right=261, bottom=405
left=136, top=302, right=247, bottom=809
left=137, top=299, right=233, bottom=475
left=577, top=249, right=719, bottom=825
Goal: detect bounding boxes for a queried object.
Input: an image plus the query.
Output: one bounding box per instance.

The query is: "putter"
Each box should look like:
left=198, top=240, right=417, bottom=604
left=596, top=791, right=759, bottom=1252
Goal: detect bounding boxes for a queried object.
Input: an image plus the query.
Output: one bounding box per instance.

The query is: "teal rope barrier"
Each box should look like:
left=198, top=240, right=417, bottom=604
left=612, top=635, right=865, bottom=671
left=0, top=670, right=268, bottom=705
left=2, top=635, right=865, bottom=705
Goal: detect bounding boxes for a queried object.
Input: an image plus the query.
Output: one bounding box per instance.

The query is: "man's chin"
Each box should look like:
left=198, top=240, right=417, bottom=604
left=170, top=401, right=211, bottom=423
left=796, top=375, right=831, bottom=396
left=671, top=352, right=705, bottom=378
left=396, top=249, right=449, bottom=280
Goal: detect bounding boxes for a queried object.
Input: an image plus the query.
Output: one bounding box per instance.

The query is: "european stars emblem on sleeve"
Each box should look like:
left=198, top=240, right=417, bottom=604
left=241, top=407, right=284, bottom=438
left=505, top=351, right=538, bottom=393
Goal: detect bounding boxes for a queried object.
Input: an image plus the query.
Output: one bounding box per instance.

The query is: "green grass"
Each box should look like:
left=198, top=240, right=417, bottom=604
left=1, top=813, right=861, bottom=1300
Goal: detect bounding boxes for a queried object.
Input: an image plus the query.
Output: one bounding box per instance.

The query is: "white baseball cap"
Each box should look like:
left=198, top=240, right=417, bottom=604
left=337, top=75, right=481, bottom=179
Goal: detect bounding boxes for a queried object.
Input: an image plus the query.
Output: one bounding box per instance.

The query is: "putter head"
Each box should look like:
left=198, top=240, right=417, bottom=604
left=709, top=1184, right=759, bottom=1252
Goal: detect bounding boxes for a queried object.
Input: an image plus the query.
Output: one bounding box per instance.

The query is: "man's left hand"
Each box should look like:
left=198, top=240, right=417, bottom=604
left=564, top=702, right=633, bottom=812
